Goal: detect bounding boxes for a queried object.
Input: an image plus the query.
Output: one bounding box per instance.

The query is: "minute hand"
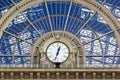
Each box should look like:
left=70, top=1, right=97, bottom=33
left=55, top=46, right=60, bottom=60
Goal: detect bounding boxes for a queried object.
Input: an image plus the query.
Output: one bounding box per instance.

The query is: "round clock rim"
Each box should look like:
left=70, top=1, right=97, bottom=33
left=46, top=41, right=70, bottom=63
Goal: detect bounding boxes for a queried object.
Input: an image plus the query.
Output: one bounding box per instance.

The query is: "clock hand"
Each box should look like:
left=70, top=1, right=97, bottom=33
left=55, top=46, right=60, bottom=60
left=56, top=46, right=60, bottom=55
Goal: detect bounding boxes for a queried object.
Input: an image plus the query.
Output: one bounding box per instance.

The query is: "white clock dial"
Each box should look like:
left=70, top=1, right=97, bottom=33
left=46, top=42, right=69, bottom=63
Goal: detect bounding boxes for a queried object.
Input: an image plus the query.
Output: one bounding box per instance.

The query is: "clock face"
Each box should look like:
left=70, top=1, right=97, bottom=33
left=46, top=42, right=69, bottom=63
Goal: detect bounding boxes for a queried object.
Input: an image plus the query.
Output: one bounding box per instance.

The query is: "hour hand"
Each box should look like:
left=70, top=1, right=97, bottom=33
left=55, top=55, right=57, bottom=60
